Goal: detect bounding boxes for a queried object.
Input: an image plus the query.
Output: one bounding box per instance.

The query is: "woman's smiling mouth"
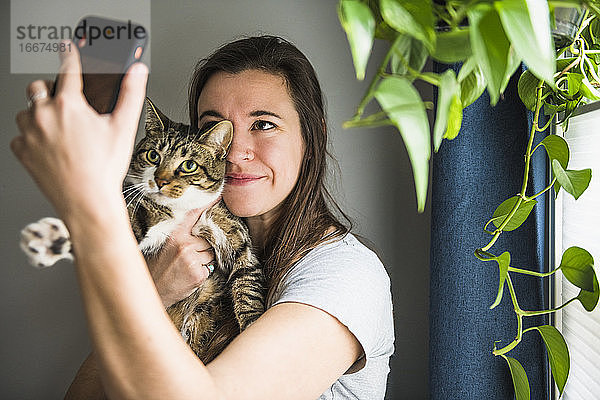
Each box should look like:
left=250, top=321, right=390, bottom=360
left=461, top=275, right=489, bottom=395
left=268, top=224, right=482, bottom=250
left=225, top=173, right=266, bottom=186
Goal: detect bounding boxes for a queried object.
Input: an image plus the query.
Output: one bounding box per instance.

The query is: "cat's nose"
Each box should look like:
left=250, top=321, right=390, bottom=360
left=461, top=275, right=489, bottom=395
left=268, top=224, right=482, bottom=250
left=155, top=178, right=170, bottom=189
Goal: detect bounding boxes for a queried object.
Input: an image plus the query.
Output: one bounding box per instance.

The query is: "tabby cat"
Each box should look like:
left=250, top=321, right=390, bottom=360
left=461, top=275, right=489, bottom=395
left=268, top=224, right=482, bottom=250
left=20, top=98, right=265, bottom=363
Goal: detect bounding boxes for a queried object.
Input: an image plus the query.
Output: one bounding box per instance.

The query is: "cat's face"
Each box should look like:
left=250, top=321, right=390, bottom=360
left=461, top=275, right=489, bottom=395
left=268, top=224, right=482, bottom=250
left=125, top=99, right=233, bottom=210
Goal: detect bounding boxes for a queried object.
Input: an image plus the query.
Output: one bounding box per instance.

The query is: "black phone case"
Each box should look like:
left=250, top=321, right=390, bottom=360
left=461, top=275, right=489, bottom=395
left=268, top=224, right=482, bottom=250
left=53, top=16, right=147, bottom=114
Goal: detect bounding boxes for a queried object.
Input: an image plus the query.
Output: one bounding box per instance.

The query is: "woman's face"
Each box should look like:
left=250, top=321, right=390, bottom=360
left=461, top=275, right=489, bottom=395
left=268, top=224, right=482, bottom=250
left=197, top=69, right=304, bottom=219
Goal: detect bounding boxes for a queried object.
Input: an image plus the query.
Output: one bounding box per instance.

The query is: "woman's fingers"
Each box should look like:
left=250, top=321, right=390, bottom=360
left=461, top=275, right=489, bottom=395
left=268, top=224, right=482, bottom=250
left=147, top=240, right=215, bottom=308
left=111, top=62, right=148, bottom=134
left=25, top=80, right=51, bottom=108
left=54, top=41, right=83, bottom=97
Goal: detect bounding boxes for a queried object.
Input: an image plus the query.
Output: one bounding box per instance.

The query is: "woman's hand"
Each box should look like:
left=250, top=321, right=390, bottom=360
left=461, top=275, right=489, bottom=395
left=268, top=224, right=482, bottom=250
left=11, top=41, right=148, bottom=223
left=148, top=208, right=216, bottom=308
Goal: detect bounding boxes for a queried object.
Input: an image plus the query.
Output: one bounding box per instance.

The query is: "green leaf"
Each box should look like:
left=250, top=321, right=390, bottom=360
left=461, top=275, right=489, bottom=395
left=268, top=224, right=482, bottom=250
left=590, top=17, right=600, bottom=45
left=491, top=196, right=537, bottom=231
left=560, top=246, right=595, bottom=291
left=540, top=135, right=569, bottom=169
left=374, top=76, right=430, bottom=212
left=500, top=46, right=523, bottom=95
left=432, top=28, right=472, bottom=63
left=518, top=69, right=540, bottom=111
left=577, top=274, right=600, bottom=311
left=338, top=0, right=376, bottom=80
left=375, top=20, right=399, bottom=41
left=502, top=356, right=531, bottom=400
left=556, top=57, right=577, bottom=73
left=552, top=159, right=592, bottom=200
left=580, top=76, right=600, bottom=100
left=495, top=0, right=555, bottom=87
left=458, top=57, right=476, bottom=82
left=532, top=325, right=569, bottom=396
left=380, top=0, right=436, bottom=52
left=491, top=252, right=511, bottom=309
left=566, top=72, right=583, bottom=96
left=434, top=69, right=462, bottom=151
left=468, top=4, right=511, bottom=105
left=445, top=94, right=463, bottom=141
left=390, top=34, right=428, bottom=76
left=544, top=102, right=566, bottom=116
left=365, top=0, right=399, bottom=41
left=459, top=59, right=487, bottom=108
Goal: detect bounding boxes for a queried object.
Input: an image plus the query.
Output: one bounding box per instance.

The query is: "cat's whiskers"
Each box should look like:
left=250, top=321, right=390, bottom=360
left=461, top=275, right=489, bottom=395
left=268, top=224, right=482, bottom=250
left=123, top=182, right=146, bottom=196
left=128, top=190, right=147, bottom=218
left=130, top=195, right=143, bottom=217
left=124, top=185, right=147, bottom=208
left=126, top=172, right=145, bottom=179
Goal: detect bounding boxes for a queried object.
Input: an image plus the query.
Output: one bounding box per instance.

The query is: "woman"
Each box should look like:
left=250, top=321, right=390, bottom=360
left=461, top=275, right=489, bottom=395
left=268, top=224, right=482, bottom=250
left=13, top=36, right=394, bottom=399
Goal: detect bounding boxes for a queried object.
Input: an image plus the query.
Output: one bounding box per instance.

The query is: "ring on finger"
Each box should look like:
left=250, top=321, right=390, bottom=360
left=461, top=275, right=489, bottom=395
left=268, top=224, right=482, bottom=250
left=203, top=261, right=215, bottom=275
left=27, top=90, right=49, bottom=109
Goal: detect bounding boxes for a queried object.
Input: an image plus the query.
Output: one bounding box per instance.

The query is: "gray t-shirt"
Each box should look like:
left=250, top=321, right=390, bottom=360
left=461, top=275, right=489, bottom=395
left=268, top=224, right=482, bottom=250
left=271, top=233, right=395, bottom=399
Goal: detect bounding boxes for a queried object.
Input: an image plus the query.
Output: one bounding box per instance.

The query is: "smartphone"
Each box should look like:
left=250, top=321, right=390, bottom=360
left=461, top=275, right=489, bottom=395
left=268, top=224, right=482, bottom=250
left=54, top=16, right=148, bottom=114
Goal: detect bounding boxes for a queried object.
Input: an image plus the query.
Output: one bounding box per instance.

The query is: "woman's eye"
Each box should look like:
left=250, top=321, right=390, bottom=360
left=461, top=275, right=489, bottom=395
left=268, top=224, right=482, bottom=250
left=145, top=150, right=160, bottom=164
left=179, top=160, right=198, bottom=173
left=252, top=120, right=276, bottom=131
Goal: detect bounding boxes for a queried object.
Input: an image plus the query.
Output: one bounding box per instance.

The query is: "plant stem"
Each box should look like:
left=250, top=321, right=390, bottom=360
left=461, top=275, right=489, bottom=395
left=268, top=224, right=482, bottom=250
left=584, top=57, right=600, bottom=84
left=480, top=81, right=544, bottom=252
left=493, top=274, right=524, bottom=356
left=508, top=264, right=560, bottom=277
left=351, top=43, right=396, bottom=120
left=538, top=114, right=556, bottom=132
left=554, top=55, right=582, bottom=80
left=486, top=82, right=548, bottom=357
left=519, top=297, right=579, bottom=317
left=343, top=119, right=395, bottom=128
left=525, top=177, right=557, bottom=201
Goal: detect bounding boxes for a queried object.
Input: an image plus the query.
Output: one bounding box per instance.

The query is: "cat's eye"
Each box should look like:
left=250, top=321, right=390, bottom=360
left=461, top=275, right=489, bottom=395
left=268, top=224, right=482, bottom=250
left=179, top=160, right=198, bottom=174
left=251, top=120, right=276, bottom=131
left=145, top=150, right=160, bottom=165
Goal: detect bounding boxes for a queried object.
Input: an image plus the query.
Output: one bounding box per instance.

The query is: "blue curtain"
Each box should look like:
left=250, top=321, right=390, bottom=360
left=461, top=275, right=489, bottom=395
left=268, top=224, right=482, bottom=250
left=429, top=63, right=549, bottom=399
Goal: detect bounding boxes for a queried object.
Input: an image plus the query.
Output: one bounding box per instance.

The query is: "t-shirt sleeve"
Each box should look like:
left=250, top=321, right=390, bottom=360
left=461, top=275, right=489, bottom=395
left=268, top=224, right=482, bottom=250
left=270, top=236, right=394, bottom=359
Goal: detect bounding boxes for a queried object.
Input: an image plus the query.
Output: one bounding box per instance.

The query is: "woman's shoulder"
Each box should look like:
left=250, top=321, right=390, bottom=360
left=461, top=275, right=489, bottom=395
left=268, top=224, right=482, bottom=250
left=293, top=232, right=390, bottom=285
left=273, top=232, right=392, bottom=305
left=271, top=232, right=394, bottom=358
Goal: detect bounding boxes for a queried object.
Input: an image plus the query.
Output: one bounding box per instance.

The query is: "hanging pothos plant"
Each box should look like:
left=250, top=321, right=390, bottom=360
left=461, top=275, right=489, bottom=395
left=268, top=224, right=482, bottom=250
left=338, top=0, right=600, bottom=398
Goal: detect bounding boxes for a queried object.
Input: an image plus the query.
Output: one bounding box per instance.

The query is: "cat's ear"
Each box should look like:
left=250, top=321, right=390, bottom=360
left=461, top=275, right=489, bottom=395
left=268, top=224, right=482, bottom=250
left=144, top=98, right=170, bottom=134
left=203, top=120, right=233, bottom=160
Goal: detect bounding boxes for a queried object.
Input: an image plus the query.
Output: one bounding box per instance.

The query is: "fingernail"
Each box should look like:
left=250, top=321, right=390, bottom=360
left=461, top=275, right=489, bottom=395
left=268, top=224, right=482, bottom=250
left=129, top=62, right=148, bottom=75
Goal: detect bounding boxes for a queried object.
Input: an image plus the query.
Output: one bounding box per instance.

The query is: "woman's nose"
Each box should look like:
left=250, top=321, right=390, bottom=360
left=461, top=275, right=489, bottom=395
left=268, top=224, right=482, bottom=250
left=227, top=133, right=255, bottom=162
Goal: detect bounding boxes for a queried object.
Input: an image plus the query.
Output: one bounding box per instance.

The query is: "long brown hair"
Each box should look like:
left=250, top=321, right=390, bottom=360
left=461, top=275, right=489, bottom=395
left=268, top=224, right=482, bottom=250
left=188, top=35, right=351, bottom=305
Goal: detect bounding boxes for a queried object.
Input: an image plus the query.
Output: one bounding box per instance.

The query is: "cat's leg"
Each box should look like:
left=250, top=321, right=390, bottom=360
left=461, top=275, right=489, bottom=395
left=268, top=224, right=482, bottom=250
left=20, top=217, right=73, bottom=268
left=228, top=251, right=266, bottom=330
left=166, top=277, right=225, bottom=362
left=192, top=204, right=266, bottom=331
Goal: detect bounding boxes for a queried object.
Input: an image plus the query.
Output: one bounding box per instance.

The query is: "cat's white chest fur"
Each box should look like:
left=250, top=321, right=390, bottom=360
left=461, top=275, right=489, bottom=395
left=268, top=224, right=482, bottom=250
left=138, top=215, right=184, bottom=254
left=139, top=189, right=223, bottom=254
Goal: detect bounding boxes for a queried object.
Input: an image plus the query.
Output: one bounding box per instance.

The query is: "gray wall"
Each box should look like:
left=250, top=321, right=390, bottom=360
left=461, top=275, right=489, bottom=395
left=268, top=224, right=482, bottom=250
left=0, top=1, right=431, bottom=399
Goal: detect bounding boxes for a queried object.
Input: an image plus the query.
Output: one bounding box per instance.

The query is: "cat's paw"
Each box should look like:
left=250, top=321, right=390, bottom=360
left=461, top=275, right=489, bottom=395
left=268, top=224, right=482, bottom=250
left=20, top=217, right=73, bottom=268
